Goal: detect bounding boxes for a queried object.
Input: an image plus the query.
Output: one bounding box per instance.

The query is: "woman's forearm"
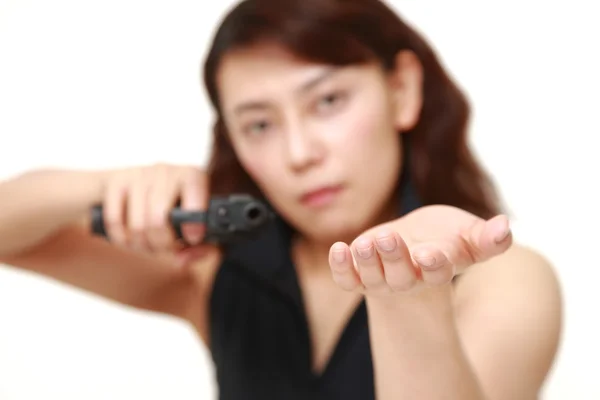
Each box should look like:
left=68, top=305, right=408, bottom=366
left=366, top=288, right=485, bottom=400
left=0, top=169, right=103, bottom=256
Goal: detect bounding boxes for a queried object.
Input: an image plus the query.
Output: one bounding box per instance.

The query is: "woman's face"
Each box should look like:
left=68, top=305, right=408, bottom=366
left=216, top=45, right=422, bottom=242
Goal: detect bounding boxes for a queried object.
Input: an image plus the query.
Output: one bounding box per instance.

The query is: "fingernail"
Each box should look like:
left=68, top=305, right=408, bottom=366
left=494, top=226, right=510, bottom=243
left=332, top=250, right=346, bottom=263
left=414, top=256, right=437, bottom=268
left=182, top=225, right=204, bottom=246
left=187, top=233, right=201, bottom=245
left=376, top=236, right=396, bottom=251
left=356, top=245, right=373, bottom=259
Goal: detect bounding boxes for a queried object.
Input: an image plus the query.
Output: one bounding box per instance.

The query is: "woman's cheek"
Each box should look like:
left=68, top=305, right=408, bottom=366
left=240, top=152, right=282, bottom=193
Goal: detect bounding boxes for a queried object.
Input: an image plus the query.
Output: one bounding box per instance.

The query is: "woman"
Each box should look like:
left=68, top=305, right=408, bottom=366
left=0, top=0, right=561, bottom=399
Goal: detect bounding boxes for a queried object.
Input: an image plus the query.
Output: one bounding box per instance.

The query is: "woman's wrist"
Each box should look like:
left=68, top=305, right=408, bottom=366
left=65, top=169, right=108, bottom=209
left=365, top=286, right=484, bottom=400
left=365, top=285, right=457, bottom=341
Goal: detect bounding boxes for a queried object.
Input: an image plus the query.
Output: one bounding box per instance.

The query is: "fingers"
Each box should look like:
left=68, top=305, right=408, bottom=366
left=104, top=181, right=127, bottom=245
left=329, top=225, right=473, bottom=294
left=329, top=230, right=419, bottom=294
left=329, top=243, right=361, bottom=291
left=450, top=214, right=512, bottom=269
left=102, top=164, right=208, bottom=257
left=478, top=214, right=512, bottom=255
left=373, top=230, right=418, bottom=291
left=409, top=214, right=512, bottom=284
left=128, top=169, right=150, bottom=250
left=180, top=170, right=207, bottom=245
left=411, top=245, right=454, bottom=286
left=146, top=166, right=180, bottom=251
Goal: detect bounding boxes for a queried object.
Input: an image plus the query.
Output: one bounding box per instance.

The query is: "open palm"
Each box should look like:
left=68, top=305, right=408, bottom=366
left=328, top=205, right=513, bottom=295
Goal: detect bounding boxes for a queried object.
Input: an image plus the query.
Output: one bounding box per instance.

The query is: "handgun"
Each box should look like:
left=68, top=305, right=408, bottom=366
left=90, top=194, right=273, bottom=244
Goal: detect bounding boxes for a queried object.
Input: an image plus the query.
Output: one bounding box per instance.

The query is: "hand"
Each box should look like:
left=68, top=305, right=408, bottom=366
left=100, top=163, right=212, bottom=266
left=328, top=205, right=513, bottom=296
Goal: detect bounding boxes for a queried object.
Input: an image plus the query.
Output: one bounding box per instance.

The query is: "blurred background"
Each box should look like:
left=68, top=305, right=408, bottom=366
left=0, top=1, right=598, bottom=398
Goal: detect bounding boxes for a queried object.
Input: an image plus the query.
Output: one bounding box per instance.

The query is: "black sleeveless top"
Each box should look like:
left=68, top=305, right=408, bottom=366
left=208, top=177, right=422, bottom=400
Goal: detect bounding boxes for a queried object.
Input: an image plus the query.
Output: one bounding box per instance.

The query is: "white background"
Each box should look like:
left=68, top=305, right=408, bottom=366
left=0, top=1, right=598, bottom=399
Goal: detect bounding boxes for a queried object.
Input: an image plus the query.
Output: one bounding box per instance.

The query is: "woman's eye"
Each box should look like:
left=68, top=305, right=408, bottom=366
left=243, top=120, right=270, bottom=136
left=315, top=91, right=346, bottom=112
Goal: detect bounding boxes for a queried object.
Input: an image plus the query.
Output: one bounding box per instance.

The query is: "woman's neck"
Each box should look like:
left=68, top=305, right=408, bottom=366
left=292, top=193, right=399, bottom=272
left=292, top=237, right=333, bottom=272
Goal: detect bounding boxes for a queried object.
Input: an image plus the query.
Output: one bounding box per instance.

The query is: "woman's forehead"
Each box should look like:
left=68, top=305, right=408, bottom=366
left=217, top=50, right=337, bottom=107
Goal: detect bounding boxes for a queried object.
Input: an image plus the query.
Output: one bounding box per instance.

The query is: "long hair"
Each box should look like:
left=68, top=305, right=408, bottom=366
left=202, top=0, right=502, bottom=219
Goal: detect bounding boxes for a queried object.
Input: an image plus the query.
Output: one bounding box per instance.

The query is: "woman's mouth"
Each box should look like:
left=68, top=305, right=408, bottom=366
left=299, top=184, right=345, bottom=208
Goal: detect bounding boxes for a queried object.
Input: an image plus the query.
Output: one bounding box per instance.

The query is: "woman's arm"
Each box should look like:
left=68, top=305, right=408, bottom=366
left=0, top=169, right=103, bottom=256
left=0, top=168, right=220, bottom=341
left=365, top=244, right=561, bottom=400
left=328, top=205, right=561, bottom=400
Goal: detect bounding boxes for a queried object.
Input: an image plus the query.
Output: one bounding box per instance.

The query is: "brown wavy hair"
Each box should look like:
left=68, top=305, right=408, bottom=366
left=202, top=0, right=502, bottom=219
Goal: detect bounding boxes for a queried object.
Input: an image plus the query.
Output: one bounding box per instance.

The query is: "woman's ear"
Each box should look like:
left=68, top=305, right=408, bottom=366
left=388, top=50, right=423, bottom=132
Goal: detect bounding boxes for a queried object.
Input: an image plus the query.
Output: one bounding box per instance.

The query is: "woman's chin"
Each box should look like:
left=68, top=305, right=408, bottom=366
left=300, top=219, right=368, bottom=245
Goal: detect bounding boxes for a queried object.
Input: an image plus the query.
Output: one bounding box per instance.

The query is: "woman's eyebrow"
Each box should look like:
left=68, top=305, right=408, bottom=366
left=295, top=68, right=338, bottom=95
left=232, top=68, right=340, bottom=115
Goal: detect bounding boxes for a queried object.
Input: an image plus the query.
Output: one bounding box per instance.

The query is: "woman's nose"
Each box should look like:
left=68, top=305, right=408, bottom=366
left=285, top=127, right=325, bottom=173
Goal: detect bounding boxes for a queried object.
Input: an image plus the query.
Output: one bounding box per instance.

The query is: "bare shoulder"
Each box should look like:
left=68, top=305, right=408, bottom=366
left=453, top=243, right=563, bottom=397
left=455, top=243, right=562, bottom=306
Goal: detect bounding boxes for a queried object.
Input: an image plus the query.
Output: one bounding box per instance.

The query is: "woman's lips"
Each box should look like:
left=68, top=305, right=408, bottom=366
left=300, top=184, right=344, bottom=208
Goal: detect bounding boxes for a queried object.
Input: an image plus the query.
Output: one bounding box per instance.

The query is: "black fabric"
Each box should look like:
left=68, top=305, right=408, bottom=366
left=208, top=176, right=422, bottom=400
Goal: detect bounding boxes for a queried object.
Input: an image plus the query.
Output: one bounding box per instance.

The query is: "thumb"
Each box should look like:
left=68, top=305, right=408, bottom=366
left=465, top=214, right=513, bottom=262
